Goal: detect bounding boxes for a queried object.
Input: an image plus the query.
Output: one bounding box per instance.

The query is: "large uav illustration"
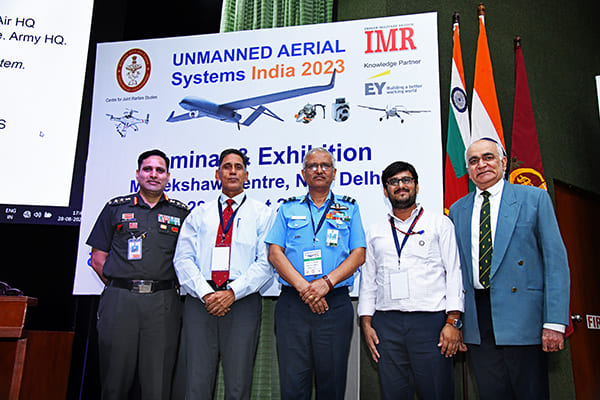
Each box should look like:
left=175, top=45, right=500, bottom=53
left=167, top=71, right=336, bottom=129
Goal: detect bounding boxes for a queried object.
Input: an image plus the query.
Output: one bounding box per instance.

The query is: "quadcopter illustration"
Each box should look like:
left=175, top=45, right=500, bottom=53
left=106, top=109, right=149, bottom=137
left=358, top=104, right=430, bottom=122
left=167, top=71, right=336, bottom=129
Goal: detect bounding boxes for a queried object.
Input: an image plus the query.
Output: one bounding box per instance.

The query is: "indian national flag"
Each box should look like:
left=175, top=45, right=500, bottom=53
left=471, top=5, right=505, bottom=148
left=444, top=13, right=471, bottom=214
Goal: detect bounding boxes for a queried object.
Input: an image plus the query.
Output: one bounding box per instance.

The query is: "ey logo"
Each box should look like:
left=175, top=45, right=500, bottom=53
left=364, top=70, right=390, bottom=96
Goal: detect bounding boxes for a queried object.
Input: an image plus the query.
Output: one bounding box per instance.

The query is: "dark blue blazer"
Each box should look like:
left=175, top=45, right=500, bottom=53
left=448, top=181, right=570, bottom=345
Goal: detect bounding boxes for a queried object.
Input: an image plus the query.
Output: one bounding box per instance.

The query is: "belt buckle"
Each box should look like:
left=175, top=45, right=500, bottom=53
left=132, top=280, right=153, bottom=294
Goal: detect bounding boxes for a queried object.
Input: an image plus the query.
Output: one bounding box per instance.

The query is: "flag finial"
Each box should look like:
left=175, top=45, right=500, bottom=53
left=453, top=12, right=460, bottom=25
left=478, top=3, right=486, bottom=17
left=514, top=35, right=522, bottom=50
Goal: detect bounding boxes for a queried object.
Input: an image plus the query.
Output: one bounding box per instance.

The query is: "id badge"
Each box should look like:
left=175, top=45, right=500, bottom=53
left=326, top=229, right=339, bottom=247
left=212, top=246, right=230, bottom=272
left=390, top=271, right=409, bottom=300
left=128, top=237, right=142, bottom=260
left=303, top=248, right=323, bottom=276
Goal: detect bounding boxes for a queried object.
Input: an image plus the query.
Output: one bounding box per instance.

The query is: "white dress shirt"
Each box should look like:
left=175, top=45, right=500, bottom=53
left=358, top=205, right=464, bottom=316
left=470, top=180, right=565, bottom=333
left=173, top=192, right=275, bottom=301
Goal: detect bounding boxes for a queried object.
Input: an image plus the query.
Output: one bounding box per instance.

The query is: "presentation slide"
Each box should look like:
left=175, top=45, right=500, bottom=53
left=74, top=12, right=442, bottom=294
left=0, top=0, right=93, bottom=222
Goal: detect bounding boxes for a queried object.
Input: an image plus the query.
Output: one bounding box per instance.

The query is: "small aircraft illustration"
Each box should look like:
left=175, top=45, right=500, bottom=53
left=358, top=104, right=430, bottom=122
left=106, top=109, right=149, bottom=137
left=167, top=71, right=336, bottom=129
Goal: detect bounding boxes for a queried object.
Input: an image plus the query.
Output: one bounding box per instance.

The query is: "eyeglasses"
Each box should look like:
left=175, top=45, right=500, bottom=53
left=305, top=163, right=333, bottom=172
left=386, top=177, right=415, bottom=186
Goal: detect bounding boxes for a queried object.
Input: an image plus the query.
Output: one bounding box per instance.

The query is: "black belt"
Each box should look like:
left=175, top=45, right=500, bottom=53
left=207, top=279, right=234, bottom=291
left=109, top=279, right=177, bottom=294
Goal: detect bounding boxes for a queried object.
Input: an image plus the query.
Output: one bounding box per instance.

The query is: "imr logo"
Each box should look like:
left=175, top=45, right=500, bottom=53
left=364, top=28, right=416, bottom=54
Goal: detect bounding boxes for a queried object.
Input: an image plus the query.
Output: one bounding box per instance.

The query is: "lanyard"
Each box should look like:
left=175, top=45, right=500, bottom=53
left=218, top=195, right=247, bottom=242
left=305, top=192, right=335, bottom=246
left=390, top=207, right=424, bottom=261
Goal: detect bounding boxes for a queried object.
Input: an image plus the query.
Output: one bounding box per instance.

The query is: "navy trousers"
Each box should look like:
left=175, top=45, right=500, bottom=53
left=469, top=289, right=549, bottom=400
left=275, top=286, right=353, bottom=400
left=372, top=310, right=454, bottom=400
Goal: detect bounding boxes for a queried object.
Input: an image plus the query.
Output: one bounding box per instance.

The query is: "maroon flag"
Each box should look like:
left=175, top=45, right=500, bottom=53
left=509, top=36, right=546, bottom=190
left=510, top=36, right=573, bottom=337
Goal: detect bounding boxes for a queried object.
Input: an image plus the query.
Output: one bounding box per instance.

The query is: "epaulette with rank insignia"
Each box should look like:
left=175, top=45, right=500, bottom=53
left=108, top=195, right=133, bottom=206
left=340, top=195, right=356, bottom=204
left=168, top=198, right=189, bottom=210
left=282, top=197, right=300, bottom=203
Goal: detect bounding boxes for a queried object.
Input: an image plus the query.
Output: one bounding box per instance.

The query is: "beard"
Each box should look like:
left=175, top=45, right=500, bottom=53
left=388, top=188, right=417, bottom=210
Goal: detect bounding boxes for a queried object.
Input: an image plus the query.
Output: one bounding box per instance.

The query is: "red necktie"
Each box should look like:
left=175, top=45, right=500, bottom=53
left=213, top=199, right=234, bottom=287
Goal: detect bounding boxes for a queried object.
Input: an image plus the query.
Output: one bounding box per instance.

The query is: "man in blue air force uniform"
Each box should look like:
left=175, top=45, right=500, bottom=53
left=266, top=147, right=366, bottom=400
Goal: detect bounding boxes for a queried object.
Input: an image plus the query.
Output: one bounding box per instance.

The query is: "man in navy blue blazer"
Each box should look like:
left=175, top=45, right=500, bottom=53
left=448, top=138, right=570, bottom=399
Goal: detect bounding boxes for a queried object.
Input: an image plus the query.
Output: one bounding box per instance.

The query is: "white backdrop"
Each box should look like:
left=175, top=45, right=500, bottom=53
left=74, top=12, right=442, bottom=294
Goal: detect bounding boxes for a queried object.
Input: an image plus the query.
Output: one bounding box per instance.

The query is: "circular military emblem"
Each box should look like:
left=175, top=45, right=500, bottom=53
left=509, top=168, right=547, bottom=190
left=116, top=48, right=151, bottom=93
left=451, top=87, right=467, bottom=113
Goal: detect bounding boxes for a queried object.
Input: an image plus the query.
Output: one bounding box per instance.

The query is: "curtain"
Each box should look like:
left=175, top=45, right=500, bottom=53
left=220, top=0, right=333, bottom=32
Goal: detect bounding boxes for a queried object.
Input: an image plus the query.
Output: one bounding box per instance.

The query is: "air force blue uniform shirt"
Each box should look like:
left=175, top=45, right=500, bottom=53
left=266, top=191, right=366, bottom=287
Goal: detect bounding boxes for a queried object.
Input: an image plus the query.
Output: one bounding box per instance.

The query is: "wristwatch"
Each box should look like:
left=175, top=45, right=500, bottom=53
left=446, top=317, right=463, bottom=330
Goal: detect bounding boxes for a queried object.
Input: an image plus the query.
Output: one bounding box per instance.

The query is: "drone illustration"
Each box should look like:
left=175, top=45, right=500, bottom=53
left=167, top=71, right=336, bottom=129
left=106, top=109, right=149, bottom=137
left=295, top=103, right=326, bottom=123
left=358, top=104, right=430, bottom=122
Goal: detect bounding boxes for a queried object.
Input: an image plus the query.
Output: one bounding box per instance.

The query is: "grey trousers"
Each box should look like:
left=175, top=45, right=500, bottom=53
left=180, top=293, right=262, bottom=400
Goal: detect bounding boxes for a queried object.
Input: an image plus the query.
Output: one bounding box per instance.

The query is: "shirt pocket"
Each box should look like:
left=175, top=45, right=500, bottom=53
left=286, top=218, right=310, bottom=241
left=156, top=223, right=179, bottom=250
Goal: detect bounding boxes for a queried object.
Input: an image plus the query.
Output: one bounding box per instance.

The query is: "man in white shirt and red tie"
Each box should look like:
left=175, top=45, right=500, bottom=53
left=358, top=161, right=464, bottom=400
left=173, top=148, right=275, bottom=399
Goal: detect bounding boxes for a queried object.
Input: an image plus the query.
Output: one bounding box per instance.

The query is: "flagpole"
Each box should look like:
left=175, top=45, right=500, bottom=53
left=448, top=15, right=471, bottom=398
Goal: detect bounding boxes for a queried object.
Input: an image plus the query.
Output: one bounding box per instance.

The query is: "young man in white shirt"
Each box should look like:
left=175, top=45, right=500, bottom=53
left=359, top=161, right=464, bottom=400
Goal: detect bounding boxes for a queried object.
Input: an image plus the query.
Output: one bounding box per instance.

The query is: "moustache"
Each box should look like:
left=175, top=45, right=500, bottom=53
left=394, top=188, right=410, bottom=195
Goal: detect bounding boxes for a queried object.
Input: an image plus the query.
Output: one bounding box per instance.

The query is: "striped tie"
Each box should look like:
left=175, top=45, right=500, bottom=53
left=479, top=191, right=492, bottom=288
